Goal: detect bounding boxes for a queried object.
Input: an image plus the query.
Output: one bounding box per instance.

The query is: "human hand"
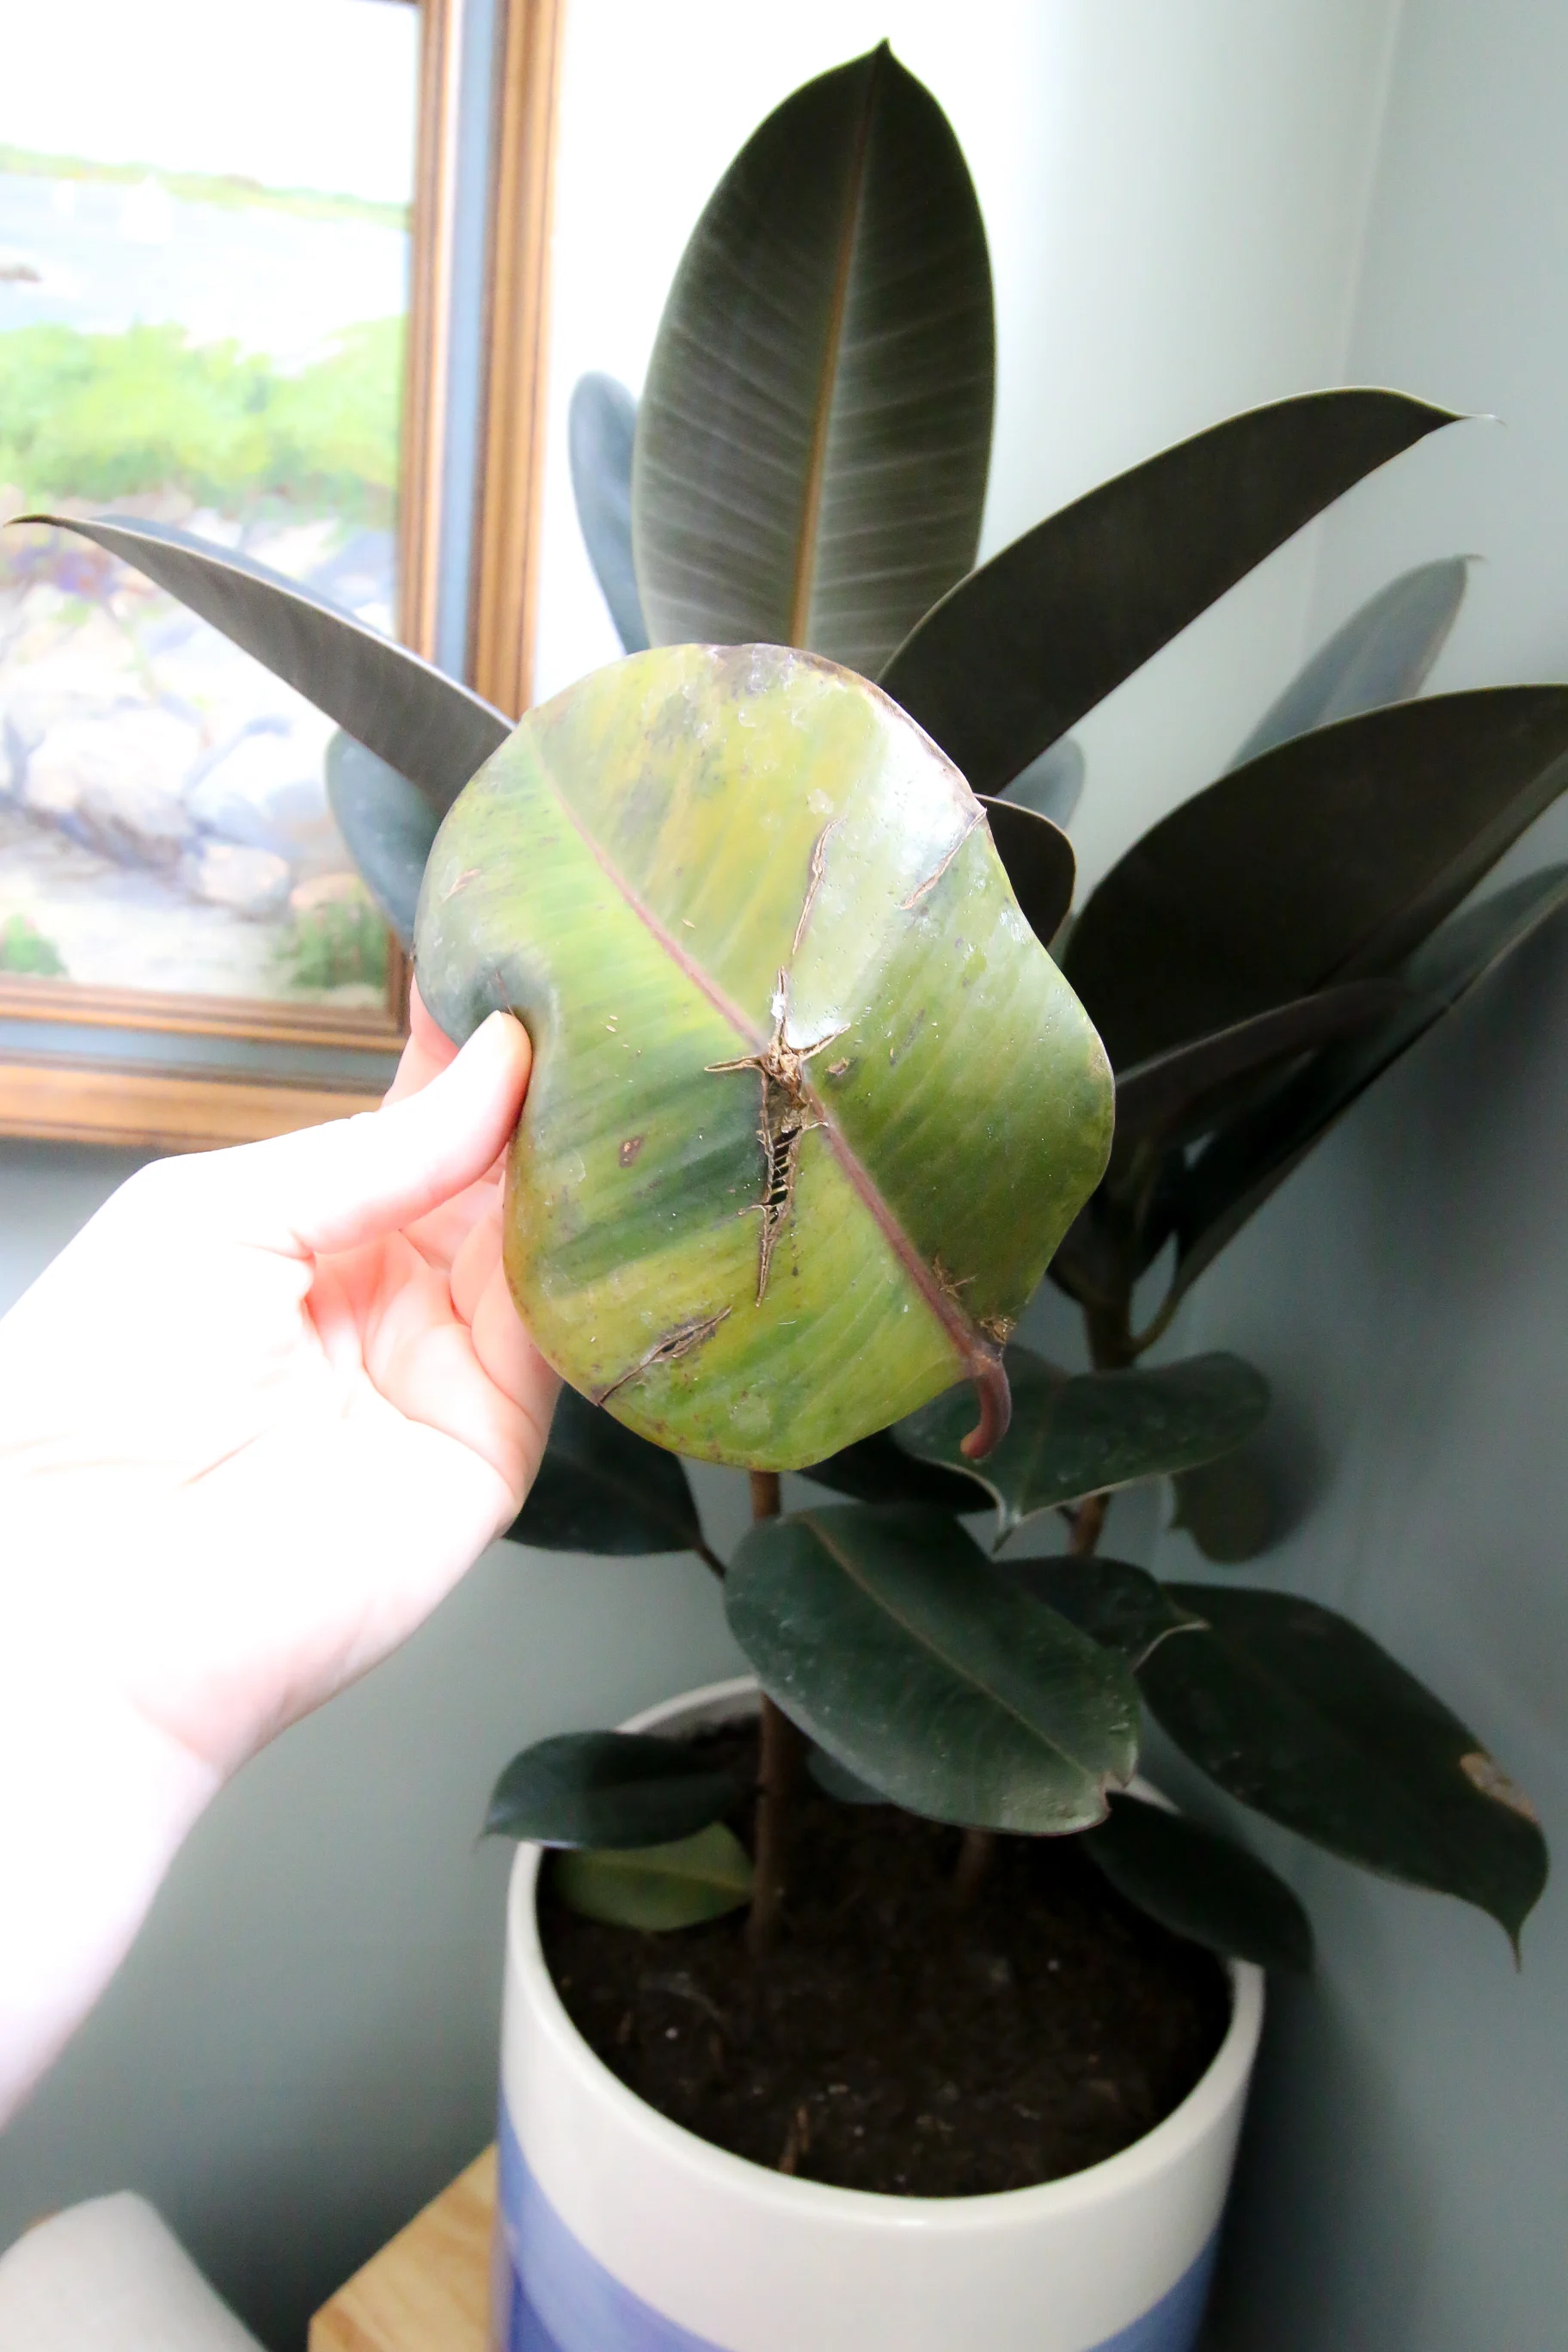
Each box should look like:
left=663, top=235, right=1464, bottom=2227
left=0, top=993, right=555, bottom=2114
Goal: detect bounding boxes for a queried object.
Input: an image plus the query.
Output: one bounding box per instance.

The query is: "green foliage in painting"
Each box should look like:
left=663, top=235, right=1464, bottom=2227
left=0, top=913, right=66, bottom=977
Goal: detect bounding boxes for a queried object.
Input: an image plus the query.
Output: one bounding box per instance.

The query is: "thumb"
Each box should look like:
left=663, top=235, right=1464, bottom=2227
left=201, top=1011, right=532, bottom=1260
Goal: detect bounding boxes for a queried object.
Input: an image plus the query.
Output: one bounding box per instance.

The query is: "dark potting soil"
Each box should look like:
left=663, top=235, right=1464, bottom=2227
left=539, top=1727, right=1230, bottom=2198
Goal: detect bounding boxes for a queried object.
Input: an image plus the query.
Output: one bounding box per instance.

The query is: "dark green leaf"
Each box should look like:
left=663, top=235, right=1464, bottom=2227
left=980, top=797, right=1075, bottom=947
left=799, top=1427, right=989, bottom=1513
left=1001, top=736, right=1084, bottom=830
left=1083, top=1793, right=1313, bottom=1971
left=325, top=731, right=438, bottom=949
left=879, top=390, right=1455, bottom=793
left=19, top=512, right=509, bottom=814
left=568, top=372, right=649, bottom=654
left=504, top=1384, right=704, bottom=1556
left=807, top=1745, right=889, bottom=1804
left=633, top=45, right=994, bottom=675
left=483, top=1732, right=741, bottom=1847
left=1228, top=555, right=1469, bottom=770
left=1142, top=1586, right=1548, bottom=1945
left=1008, top=1555, right=1204, bottom=1667
left=1169, top=865, right=1568, bottom=1307
left=1063, top=688, right=1568, bottom=1071
left=726, top=1504, right=1137, bottom=1834
left=553, top=1822, right=754, bottom=1929
left=1112, top=983, right=1407, bottom=1151
left=897, top=1347, right=1270, bottom=1545
left=1170, top=1453, right=1277, bottom=1564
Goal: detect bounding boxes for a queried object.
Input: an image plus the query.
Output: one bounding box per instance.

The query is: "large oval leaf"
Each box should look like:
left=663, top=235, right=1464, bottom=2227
left=1168, top=864, right=1568, bottom=1308
left=503, top=1382, right=706, bottom=1557
left=1228, top=555, right=1469, bottom=770
left=416, top=644, right=1112, bottom=1470
left=20, top=513, right=509, bottom=813
left=553, top=1822, right=754, bottom=1930
left=568, top=372, right=649, bottom=654
left=726, top=1504, right=1138, bottom=1833
left=632, top=45, right=994, bottom=676
left=898, top=1346, right=1270, bottom=1545
left=325, top=732, right=439, bottom=949
left=799, top=1426, right=989, bottom=1514
left=1141, top=1586, right=1548, bottom=1947
left=1063, top=687, right=1568, bottom=1070
left=484, top=1732, right=741, bottom=1848
left=1082, top=1794, right=1313, bottom=1972
left=1111, top=982, right=1409, bottom=1151
left=879, top=390, right=1456, bottom=793
left=1008, top=1556, right=1205, bottom=1669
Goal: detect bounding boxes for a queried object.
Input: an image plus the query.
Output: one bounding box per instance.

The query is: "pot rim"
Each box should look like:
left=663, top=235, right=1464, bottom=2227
left=507, top=1674, right=1265, bottom=2229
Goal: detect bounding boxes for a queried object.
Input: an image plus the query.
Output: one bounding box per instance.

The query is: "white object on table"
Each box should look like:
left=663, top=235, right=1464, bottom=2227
left=0, top=2193, right=264, bottom=2352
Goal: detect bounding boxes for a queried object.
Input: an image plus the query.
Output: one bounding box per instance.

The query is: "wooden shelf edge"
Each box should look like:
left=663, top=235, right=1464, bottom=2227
left=0, top=1058, right=383, bottom=1154
left=309, top=2144, right=496, bottom=2352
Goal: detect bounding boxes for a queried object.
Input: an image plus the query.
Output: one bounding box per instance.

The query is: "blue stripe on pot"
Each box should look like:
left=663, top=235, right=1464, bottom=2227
left=494, top=2105, right=1216, bottom=2352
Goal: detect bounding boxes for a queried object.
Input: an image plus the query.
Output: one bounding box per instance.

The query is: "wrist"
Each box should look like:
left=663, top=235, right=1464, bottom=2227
left=0, top=1652, right=218, bottom=2122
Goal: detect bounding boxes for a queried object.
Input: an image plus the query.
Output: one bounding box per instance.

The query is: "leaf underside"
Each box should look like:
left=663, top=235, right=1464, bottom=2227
left=325, top=731, right=438, bottom=949
left=725, top=1504, right=1139, bottom=1833
left=633, top=44, right=995, bottom=676
left=416, top=644, right=1112, bottom=1470
left=569, top=371, right=650, bottom=654
left=1140, top=1585, right=1548, bottom=1945
left=552, top=1822, right=754, bottom=1930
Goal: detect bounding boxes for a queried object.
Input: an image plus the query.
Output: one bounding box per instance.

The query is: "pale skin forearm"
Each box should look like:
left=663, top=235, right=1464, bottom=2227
left=0, top=1004, right=556, bottom=2122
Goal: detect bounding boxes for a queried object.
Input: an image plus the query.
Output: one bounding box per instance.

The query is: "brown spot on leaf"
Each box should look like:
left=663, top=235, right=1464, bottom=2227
left=1461, top=1751, right=1540, bottom=1823
left=619, top=1136, right=646, bottom=1167
left=592, top=1308, right=732, bottom=1406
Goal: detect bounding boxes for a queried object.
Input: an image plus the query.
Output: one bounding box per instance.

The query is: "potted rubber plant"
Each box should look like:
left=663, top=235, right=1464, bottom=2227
left=19, top=42, right=1556, bottom=2352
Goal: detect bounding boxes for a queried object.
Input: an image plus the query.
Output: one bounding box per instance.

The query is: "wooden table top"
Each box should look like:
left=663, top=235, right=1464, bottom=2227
left=309, top=2146, right=495, bottom=2352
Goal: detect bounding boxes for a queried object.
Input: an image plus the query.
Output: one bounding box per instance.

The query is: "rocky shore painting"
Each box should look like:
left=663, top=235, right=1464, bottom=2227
left=0, top=0, right=419, bottom=1010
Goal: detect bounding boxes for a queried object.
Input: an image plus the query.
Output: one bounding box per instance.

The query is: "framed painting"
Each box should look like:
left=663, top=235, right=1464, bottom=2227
left=0, top=0, right=562, bottom=1150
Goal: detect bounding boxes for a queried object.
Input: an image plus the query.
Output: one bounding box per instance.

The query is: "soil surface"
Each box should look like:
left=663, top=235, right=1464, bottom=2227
left=540, top=1728, right=1230, bottom=2198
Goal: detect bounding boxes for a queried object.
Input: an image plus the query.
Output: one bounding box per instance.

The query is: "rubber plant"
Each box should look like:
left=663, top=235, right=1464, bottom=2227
left=21, top=46, right=1552, bottom=1979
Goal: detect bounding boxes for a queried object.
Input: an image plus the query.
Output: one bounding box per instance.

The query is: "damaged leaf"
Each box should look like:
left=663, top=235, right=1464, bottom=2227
left=417, top=643, right=1112, bottom=1470
left=725, top=1504, right=1139, bottom=1834
left=1141, top=1586, right=1548, bottom=1947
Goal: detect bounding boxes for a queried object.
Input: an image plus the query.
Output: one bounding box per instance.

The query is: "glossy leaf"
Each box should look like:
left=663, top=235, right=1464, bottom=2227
left=417, top=643, right=1112, bottom=1470
left=553, top=1822, right=754, bottom=1930
left=502, top=1383, right=704, bottom=1556
left=807, top=1745, right=888, bottom=1805
left=1142, top=1586, right=1548, bottom=1945
left=1063, top=688, right=1568, bottom=1071
left=979, top=798, right=1075, bottom=947
left=1007, top=1555, right=1205, bottom=1669
left=20, top=512, right=508, bottom=814
left=897, top=1346, right=1270, bottom=1545
left=483, top=1731, right=741, bottom=1848
left=799, top=1427, right=988, bottom=1513
left=1170, top=1454, right=1277, bottom=1564
left=569, top=371, right=649, bottom=654
left=725, top=1504, right=1138, bottom=1834
left=1112, top=982, right=1408, bottom=1151
left=879, top=390, right=1455, bottom=793
left=1001, top=736, right=1085, bottom=831
left=324, top=732, right=438, bottom=949
left=1228, top=555, right=1469, bottom=770
left=1083, top=1793, right=1313, bottom=1972
left=632, top=45, right=994, bottom=676
left=1170, top=864, right=1568, bottom=1308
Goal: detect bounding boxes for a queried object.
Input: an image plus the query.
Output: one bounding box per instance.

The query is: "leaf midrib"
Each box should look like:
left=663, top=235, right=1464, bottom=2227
left=804, top=1513, right=1119, bottom=1779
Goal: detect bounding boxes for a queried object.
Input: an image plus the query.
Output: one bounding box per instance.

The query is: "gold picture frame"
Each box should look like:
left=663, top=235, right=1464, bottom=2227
left=0, top=0, right=563, bottom=1152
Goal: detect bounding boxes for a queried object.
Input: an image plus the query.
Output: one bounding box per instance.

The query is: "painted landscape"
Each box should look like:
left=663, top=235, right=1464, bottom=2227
left=0, top=133, right=412, bottom=1005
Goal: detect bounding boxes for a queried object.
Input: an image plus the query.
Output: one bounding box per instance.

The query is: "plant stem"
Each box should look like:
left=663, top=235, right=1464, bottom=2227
left=695, top=1539, right=727, bottom=1581
left=1069, top=1491, right=1108, bottom=1557
left=745, top=1467, right=801, bottom=1957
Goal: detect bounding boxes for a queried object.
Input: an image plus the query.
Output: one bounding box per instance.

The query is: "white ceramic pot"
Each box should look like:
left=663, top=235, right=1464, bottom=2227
left=494, top=1676, right=1263, bottom=2352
